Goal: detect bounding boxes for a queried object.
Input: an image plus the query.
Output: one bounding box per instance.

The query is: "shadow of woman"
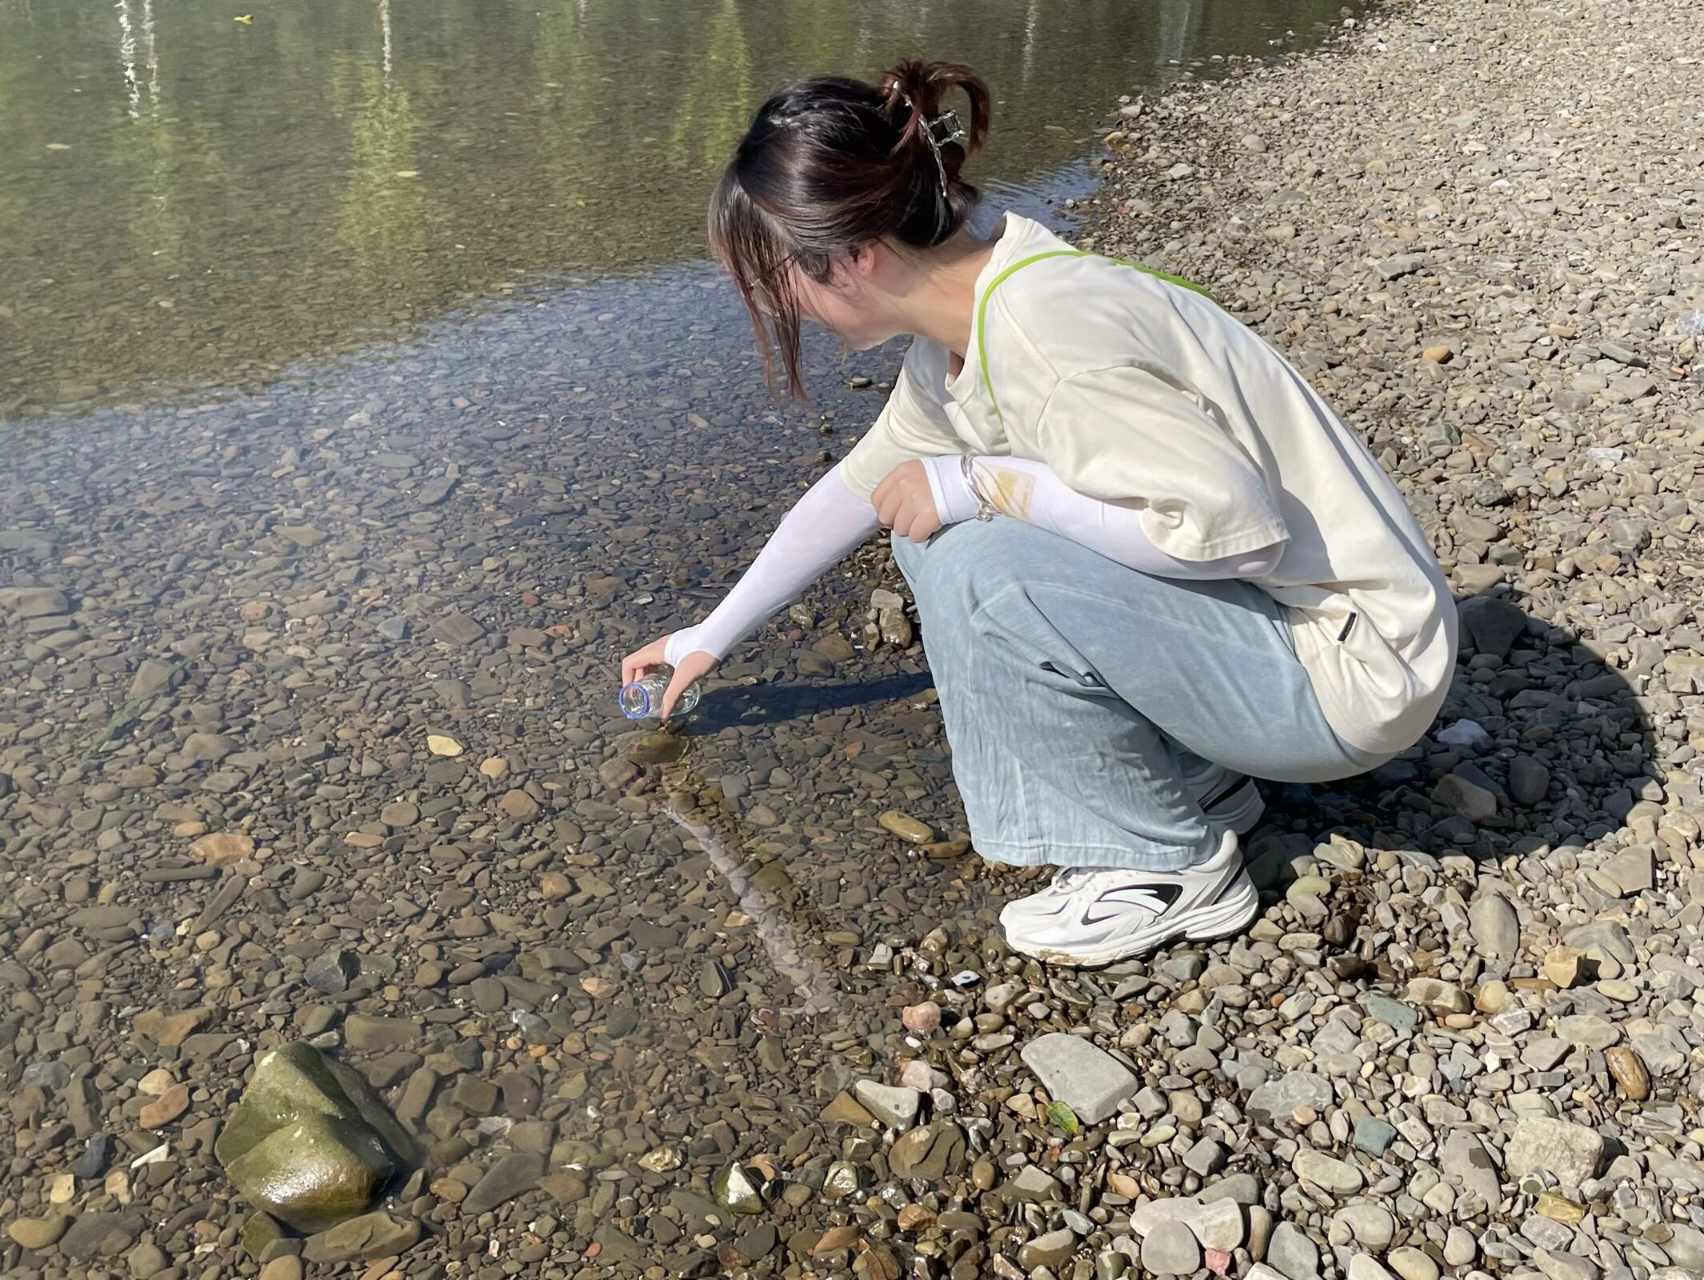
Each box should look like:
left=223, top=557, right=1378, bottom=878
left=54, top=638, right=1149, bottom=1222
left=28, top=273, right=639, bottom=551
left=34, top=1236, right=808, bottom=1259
left=1245, top=592, right=1675, bottom=889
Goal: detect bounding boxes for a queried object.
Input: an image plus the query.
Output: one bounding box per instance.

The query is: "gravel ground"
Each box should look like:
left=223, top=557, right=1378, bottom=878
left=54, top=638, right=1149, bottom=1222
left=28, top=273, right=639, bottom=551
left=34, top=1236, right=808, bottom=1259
left=5, top=0, right=1704, bottom=1277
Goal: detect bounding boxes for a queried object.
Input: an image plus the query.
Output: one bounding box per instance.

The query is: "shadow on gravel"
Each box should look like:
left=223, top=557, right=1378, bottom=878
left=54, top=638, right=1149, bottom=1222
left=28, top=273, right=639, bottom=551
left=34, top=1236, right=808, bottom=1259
left=1250, top=592, right=1662, bottom=872
left=686, top=671, right=936, bottom=733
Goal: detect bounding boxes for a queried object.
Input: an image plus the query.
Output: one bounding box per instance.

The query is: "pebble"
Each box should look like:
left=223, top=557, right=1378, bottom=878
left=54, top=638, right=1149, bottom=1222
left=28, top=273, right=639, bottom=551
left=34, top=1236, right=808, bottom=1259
left=1468, top=893, right=1520, bottom=958
left=1144, top=1220, right=1204, bottom=1275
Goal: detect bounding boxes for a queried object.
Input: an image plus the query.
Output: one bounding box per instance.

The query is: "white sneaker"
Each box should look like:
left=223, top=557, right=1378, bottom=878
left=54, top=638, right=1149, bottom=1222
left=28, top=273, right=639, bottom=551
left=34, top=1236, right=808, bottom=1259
left=999, top=830, right=1260, bottom=967
left=1186, top=765, right=1265, bottom=835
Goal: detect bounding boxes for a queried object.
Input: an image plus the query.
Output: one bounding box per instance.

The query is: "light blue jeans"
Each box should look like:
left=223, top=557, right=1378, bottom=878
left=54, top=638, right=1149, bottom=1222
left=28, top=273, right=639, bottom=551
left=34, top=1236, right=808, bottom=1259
left=891, top=519, right=1384, bottom=873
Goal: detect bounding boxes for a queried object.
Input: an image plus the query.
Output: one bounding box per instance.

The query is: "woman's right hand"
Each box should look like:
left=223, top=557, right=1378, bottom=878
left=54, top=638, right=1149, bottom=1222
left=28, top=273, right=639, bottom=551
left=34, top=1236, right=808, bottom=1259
left=620, top=636, right=717, bottom=720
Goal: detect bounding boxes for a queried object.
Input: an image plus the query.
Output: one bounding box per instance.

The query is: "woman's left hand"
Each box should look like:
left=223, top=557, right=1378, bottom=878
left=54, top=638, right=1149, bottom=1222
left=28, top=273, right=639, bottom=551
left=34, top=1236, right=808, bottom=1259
left=873, top=460, right=942, bottom=542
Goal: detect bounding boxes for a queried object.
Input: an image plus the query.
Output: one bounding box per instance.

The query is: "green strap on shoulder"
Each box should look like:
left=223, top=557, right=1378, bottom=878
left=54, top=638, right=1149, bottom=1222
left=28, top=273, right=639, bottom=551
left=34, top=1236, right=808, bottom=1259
left=974, top=249, right=1211, bottom=424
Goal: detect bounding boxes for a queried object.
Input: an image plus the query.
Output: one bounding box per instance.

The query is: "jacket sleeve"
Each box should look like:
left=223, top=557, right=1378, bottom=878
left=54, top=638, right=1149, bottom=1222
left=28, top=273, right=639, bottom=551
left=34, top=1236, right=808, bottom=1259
left=664, top=462, right=879, bottom=666
left=1030, top=362, right=1289, bottom=561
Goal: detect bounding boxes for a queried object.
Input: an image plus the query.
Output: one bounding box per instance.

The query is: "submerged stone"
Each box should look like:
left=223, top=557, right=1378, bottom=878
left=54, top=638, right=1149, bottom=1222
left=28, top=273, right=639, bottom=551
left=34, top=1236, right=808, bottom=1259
left=215, top=1042, right=414, bottom=1233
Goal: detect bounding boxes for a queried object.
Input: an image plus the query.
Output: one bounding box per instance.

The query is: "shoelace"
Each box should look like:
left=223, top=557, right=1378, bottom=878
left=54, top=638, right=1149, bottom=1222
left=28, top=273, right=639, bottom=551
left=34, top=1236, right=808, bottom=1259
left=1046, top=866, right=1103, bottom=894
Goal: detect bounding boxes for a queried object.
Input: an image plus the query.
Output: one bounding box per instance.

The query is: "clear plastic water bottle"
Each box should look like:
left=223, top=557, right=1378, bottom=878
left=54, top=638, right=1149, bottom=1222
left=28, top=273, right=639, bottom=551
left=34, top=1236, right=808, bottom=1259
left=618, top=672, right=700, bottom=720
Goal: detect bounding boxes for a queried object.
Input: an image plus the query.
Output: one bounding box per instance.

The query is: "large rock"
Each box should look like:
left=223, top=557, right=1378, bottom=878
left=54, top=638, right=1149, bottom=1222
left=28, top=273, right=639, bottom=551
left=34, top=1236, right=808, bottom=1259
left=216, top=1043, right=414, bottom=1233
left=1020, top=1033, right=1139, bottom=1124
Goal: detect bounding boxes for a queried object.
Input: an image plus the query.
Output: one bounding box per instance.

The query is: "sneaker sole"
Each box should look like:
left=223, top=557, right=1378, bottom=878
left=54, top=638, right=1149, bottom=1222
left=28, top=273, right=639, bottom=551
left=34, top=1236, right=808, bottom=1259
left=1009, top=869, right=1262, bottom=969
left=1203, top=778, right=1265, bottom=836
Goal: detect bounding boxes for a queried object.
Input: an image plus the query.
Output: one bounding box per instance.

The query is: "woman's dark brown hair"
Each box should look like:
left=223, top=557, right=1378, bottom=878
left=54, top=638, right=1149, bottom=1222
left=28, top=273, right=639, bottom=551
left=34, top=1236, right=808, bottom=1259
left=709, top=58, right=992, bottom=399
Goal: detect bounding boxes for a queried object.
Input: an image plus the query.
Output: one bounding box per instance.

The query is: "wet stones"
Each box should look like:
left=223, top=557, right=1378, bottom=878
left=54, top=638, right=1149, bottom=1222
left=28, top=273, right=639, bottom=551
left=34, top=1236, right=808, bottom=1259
left=191, top=831, right=255, bottom=866
left=1020, top=1032, right=1139, bottom=1124
left=7, top=1215, right=72, bottom=1250
left=877, top=810, right=935, bottom=844
left=343, top=1014, right=420, bottom=1052
left=429, top=611, right=485, bottom=645
left=851, top=1080, right=921, bottom=1130
left=132, top=1007, right=210, bottom=1048
left=301, top=1212, right=421, bottom=1264
left=128, top=658, right=182, bottom=701
left=138, top=1083, right=190, bottom=1129
left=462, top=1152, right=546, bottom=1216
left=712, top=1162, right=766, bottom=1215
left=888, top=1122, right=967, bottom=1183
left=215, top=1043, right=409, bottom=1233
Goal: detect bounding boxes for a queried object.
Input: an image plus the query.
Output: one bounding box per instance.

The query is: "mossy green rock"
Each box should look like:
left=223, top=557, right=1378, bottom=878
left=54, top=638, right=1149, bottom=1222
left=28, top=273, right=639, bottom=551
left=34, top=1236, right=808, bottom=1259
left=215, top=1042, right=415, bottom=1233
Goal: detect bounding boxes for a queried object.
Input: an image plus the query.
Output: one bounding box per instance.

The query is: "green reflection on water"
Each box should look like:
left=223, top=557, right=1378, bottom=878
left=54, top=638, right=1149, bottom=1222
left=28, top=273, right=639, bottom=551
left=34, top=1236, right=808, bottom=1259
left=0, top=0, right=1357, bottom=416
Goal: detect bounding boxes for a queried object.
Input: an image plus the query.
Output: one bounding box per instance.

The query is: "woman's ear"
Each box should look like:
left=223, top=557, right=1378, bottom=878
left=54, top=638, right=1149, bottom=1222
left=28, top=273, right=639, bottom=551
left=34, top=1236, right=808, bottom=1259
left=844, top=241, right=882, bottom=281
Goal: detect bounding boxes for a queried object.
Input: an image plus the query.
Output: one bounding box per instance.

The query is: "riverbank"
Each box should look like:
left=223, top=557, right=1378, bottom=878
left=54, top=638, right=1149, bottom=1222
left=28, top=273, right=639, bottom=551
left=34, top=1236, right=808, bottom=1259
left=4, top=0, right=1704, bottom=1277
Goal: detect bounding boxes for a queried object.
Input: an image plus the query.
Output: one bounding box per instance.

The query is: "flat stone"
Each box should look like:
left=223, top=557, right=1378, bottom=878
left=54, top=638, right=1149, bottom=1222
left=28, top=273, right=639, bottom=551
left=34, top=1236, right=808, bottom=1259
left=1353, top=1116, right=1398, bottom=1156
left=58, top=1212, right=144, bottom=1261
left=139, top=1084, right=190, bottom=1129
left=1459, top=596, right=1526, bottom=657
left=850, top=1080, right=921, bottom=1130
left=7, top=1215, right=72, bottom=1250
left=1143, top=1220, right=1204, bottom=1275
left=1247, top=1071, right=1333, bottom=1123
left=343, top=1014, right=420, bottom=1052
left=1510, top=756, right=1550, bottom=805
left=1349, top=1257, right=1398, bottom=1280
left=888, top=1122, right=966, bottom=1183
left=1020, top=1228, right=1080, bottom=1271
left=1008, top=1163, right=1063, bottom=1202
left=129, top=659, right=181, bottom=701
left=1435, top=771, right=1497, bottom=820
left=1599, top=846, right=1654, bottom=896
left=463, top=1153, right=546, bottom=1216
left=877, top=810, right=934, bottom=844
left=1406, top=977, right=1470, bottom=1013
left=1020, top=1033, right=1139, bottom=1125
left=1506, top=1117, right=1605, bottom=1184
left=1336, top=1202, right=1395, bottom=1249
left=430, top=612, right=485, bottom=645
left=1293, top=1149, right=1363, bottom=1195
left=1267, top=1222, right=1320, bottom=1280
left=1361, top=995, right=1418, bottom=1035
left=301, top=1212, right=421, bottom=1264
left=1556, top=1014, right=1619, bottom=1050
left=1441, top=1130, right=1502, bottom=1206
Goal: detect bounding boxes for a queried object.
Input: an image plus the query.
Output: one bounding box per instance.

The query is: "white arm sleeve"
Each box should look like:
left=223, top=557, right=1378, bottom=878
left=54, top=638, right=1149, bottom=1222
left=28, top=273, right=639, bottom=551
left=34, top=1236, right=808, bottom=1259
left=920, top=454, right=1285, bottom=581
left=664, top=462, right=879, bottom=667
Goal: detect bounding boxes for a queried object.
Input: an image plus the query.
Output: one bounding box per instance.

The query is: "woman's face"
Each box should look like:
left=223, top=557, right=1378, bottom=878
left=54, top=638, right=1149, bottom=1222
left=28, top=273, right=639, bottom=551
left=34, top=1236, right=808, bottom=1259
left=764, top=247, right=894, bottom=352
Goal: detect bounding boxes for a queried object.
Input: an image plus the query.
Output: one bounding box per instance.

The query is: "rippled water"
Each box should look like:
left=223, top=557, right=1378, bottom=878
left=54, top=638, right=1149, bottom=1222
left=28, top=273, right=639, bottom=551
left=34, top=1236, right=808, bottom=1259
left=2, top=0, right=1359, bottom=417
